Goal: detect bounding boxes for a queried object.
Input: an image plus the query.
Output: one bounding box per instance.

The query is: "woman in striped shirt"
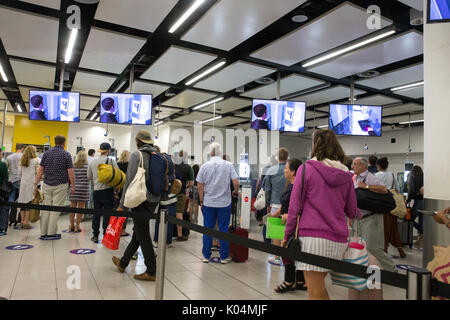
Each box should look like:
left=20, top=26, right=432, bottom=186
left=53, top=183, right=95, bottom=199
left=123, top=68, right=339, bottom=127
left=69, top=150, right=89, bottom=232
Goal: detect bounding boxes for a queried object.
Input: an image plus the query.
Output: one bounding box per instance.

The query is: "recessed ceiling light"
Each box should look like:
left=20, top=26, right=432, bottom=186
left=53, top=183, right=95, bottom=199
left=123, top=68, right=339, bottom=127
left=357, top=70, right=380, bottom=78
left=255, top=77, right=274, bottom=85
left=292, top=14, right=308, bottom=23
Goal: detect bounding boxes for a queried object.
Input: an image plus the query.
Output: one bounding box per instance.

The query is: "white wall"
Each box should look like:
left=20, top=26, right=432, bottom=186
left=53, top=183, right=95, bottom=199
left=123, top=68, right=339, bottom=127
left=67, top=122, right=131, bottom=157
left=424, top=10, right=450, bottom=201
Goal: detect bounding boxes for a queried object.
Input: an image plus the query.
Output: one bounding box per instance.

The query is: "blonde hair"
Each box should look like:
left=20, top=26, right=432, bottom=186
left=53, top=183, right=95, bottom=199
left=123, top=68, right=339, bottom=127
left=74, top=150, right=88, bottom=168
left=20, top=145, right=37, bottom=167
left=118, top=150, right=130, bottom=163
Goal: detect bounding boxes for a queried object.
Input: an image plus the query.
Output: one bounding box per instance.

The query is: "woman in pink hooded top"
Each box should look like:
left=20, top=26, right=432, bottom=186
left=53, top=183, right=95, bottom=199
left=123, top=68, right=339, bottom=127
left=281, top=129, right=360, bottom=300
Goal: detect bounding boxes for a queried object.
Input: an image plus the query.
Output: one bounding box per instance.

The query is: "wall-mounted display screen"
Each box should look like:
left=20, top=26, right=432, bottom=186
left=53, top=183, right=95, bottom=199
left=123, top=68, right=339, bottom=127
left=29, top=90, right=80, bottom=122
left=329, top=104, right=382, bottom=136
left=251, top=99, right=306, bottom=133
left=100, top=93, right=152, bottom=125
left=428, top=0, right=450, bottom=23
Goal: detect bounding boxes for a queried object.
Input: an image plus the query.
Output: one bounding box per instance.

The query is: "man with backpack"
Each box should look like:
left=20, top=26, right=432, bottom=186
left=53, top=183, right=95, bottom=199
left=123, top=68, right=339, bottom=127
left=112, top=130, right=161, bottom=281
left=88, top=142, right=119, bottom=243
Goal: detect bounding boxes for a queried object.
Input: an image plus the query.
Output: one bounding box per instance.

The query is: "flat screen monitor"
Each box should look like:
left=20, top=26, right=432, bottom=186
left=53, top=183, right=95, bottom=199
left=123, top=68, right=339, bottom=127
left=329, top=104, right=382, bottom=136
left=29, top=90, right=80, bottom=122
left=428, top=0, right=450, bottom=23
left=100, top=93, right=152, bottom=125
left=251, top=99, right=306, bottom=133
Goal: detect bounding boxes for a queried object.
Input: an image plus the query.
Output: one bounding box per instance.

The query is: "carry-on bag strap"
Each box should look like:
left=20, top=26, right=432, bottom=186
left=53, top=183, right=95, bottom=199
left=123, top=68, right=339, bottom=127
left=294, top=162, right=307, bottom=240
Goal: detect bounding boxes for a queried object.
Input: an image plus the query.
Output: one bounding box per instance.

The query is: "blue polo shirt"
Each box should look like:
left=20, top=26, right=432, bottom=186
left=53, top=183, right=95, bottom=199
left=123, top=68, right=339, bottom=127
left=40, top=146, right=73, bottom=186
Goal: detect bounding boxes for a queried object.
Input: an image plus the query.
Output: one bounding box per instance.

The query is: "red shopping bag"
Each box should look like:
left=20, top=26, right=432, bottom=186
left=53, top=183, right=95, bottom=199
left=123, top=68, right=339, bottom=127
left=102, top=216, right=126, bottom=250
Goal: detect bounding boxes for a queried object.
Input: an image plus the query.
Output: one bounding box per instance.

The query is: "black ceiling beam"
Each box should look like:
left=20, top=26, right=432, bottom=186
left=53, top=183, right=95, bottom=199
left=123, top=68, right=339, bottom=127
left=53, top=0, right=99, bottom=91
left=0, top=38, right=25, bottom=113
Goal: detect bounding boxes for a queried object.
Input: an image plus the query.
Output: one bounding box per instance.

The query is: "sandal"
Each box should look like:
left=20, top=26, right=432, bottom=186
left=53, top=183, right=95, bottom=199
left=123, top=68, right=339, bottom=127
left=69, top=226, right=75, bottom=233
left=296, top=282, right=307, bottom=291
left=75, top=225, right=82, bottom=233
left=274, top=281, right=296, bottom=293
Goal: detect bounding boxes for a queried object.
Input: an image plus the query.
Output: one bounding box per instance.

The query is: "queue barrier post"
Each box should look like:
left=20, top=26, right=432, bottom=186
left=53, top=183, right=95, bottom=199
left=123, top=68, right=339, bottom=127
left=407, top=266, right=431, bottom=300
left=155, top=208, right=168, bottom=300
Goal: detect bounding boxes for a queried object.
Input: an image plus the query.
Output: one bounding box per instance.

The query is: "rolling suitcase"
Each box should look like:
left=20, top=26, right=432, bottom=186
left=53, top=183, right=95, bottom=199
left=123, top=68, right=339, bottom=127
left=229, top=197, right=248, bottom=262
left=398, top=218, right=413, bottom=248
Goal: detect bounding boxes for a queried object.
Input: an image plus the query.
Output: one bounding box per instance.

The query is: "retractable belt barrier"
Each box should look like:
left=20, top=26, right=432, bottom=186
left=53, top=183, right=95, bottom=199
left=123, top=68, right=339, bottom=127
left=1, top=201, right=449, bottom=299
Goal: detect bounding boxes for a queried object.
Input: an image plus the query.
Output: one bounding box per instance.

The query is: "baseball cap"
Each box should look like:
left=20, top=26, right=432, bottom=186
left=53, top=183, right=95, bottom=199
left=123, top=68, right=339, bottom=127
left=136, top=130, right=154, bottom=145
left=99, top=142, right=111, bottom=153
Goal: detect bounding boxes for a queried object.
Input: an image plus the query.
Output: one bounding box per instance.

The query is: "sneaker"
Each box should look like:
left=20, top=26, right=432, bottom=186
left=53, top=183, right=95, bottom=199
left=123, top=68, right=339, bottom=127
left=14, top=224, right=23, bottom=230
left=91, top=236, right=99, bottom=244
left=414, top=235, right=424, bottom=249
left=268, top=256, right=282, bottom=266
left=39, top=235, right=48, bottom=240
left=22, top=223, right=32, bottom=230
left=112, top=256, right=125, bottom=273
left=211, top=245, right=220, bottom=252
left=202, top=257, right=209, bottom=263
left=168, top=243, right=174, bottom=248
left=154, top=242, right=158, bottom=248
left=131, top=254, right=138, bottom=260
left=0, top=231, right=6, bottom=236
left=220, top=257, right=233, bottom=264
left=47, top=234, right=61, bottom=240
left=134, top=272, right=156, bottom=281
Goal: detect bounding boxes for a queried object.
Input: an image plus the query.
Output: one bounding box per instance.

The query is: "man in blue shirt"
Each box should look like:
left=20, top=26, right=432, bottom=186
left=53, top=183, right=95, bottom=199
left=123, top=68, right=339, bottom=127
left=196, top=143, right=239, bottom=264
left=34, top=135, right=75, bottom=240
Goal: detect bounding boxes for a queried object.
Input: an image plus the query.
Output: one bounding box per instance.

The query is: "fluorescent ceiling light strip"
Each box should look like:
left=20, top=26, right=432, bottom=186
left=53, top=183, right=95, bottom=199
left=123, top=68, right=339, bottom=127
left=391, top=81, right=424, bottom=92
left=169, top=0, right=206, bottom=33
left=0, top=64, right=8, bottom=82
left=199, top=115, right=222, bottom=124
left=90, top=113, right=97, bottom=121
left=17, top=104, right=22, bottom=112
left=317, top=125, right=328, bottom=128
left=399, top=120, right=424, bottom=124
left=185, top=61, right=226, bottom=86
left=302, top=30, right=396, bottom=68
left=65, top=28, right=78, bottom=63
left=192, top=97, right=224, bottom=110
left=154, top=121, right=164, bottom=126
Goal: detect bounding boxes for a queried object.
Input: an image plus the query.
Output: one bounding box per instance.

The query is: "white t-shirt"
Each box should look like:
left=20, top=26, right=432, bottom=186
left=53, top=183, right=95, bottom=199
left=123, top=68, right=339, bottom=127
left=7, top=152, right=23, bottom=183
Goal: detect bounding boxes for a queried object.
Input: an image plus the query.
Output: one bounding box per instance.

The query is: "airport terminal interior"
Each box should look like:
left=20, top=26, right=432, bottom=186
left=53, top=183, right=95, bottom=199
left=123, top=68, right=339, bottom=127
left=0, top=0, right=449, bottom=301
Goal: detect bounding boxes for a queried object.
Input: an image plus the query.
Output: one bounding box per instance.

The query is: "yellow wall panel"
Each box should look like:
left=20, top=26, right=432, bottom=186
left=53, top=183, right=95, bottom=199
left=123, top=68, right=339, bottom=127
left=12, top=115, right=69, bottom=151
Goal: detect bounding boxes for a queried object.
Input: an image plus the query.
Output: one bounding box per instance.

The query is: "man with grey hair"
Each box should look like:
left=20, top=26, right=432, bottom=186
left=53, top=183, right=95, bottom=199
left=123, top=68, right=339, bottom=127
left=196, top=142, right=239, bottom=264
left=352, top=157, right=396, bottom=299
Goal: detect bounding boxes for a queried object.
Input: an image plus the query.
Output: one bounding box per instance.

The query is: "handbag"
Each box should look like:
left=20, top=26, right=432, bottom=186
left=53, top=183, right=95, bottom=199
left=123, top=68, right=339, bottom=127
left=426, top=245, right=450, bottom=300
left=331, top=219, right=370, bottom=291
left=123, top=151, right=147, bottom=209
left=286, top=162, right=306, bottom=251
left=356, top=187, right=396, bottom=213
left=0, top=181, right=13, bottom=200
left=390, top=173, right=407, bottom=219
left=29, top=189, right=43, bottom=223
left=254, top=188, right=266, bottom=210
left=102, top=216, right=126, bottom=250
left=98, top=158, right=126, bottom=189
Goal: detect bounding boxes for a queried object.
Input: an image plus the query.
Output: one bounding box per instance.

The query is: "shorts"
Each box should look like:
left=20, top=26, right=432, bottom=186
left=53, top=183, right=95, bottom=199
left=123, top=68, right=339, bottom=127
left=295, top=237, right=347, bottom=272
left=176, top=194, right=187, bottom=213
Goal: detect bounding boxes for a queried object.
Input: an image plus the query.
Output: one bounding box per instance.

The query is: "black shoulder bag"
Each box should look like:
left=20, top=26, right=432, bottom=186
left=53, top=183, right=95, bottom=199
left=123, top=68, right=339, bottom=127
left=355, top=176, right=396, bottom=213
left=286, top=162, right=306, bottom=251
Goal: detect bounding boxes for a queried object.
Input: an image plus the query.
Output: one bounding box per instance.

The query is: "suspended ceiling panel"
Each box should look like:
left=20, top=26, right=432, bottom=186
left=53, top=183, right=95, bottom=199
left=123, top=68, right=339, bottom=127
left=383, top=113, right=423, bottom=124
left=202, top=97, right=251, bottom=113
left=79, top=28, right=146, bottom=73
left=398, top=0, right=423, bottom=11
left=235, top=110, right=252, bottom=118
left=0, top=7, right=58, bottom=62
left=80, top=110, right=91, bottom=119
left=173, top=112, right=212, bottom=123
left=95, top=0, right=177, bottom=32
left=382, top=103, right=423, bottom=116
left=154, top=107, right=179, bottom=120
left=289, top=85, right=366, bottom=106
left=353, top=95, right=401, bottom=106
left=141, top=46, right=217, bottom=84
left=306, top=117, right=329, bottom=127
left=163, top=90, right=216, bottom=109
left=0, top=89, right=6, bottom=99
left=250, top=2, right=392, bottom=66
left=80, top=95, right=100, bottom=111
left=127, top=81, right=170, bottom=98
left=212, top=116, right=248, bottom=127
left=182, top=0, right=306, bottom=51
left=356, top=63, right=423, bottom=89
left=11, top=60, right=55, bottom=88
left=72, top=71, right=116, bottom=96
left=231, top=123, right=251, bottom=130
left=20, top=0, right=60, bottom=9
left=240, top=75, right=325, bottom=99
left=19, top=86, right=48, bottom=103
left=309, top=31, right=423, bottom=79
left=394, top=86, right=424, bottom=99
left=194, top=61, right=275, bottom=93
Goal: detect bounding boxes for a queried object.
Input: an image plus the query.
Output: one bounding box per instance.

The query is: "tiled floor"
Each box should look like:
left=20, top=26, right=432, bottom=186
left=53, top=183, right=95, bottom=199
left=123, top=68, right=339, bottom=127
left=0, top=214, right=422, bottom=300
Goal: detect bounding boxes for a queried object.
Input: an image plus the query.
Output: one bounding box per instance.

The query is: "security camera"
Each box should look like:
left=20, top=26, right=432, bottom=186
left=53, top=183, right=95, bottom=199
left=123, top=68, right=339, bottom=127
left=104, top=131, right=108, bottom=137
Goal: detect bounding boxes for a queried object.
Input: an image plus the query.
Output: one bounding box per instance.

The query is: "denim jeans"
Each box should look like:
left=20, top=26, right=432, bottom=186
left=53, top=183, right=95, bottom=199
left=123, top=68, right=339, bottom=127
left=410, top=199, right=424, bottom=235
left=8, top=181, right=20, bottom=224
left=0, top=206, right=9, bottom=230
left=92, top=188, right=114, bottom=237
left=154, top=203, right=176, bottom=244
left=120, top=202, right=158, bottom=275
left=202, top=204, right=231, bottom=260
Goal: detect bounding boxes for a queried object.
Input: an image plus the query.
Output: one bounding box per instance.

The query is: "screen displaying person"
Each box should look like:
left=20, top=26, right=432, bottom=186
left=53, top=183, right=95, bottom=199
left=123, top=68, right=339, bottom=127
left=100, top=97, right=118, bottom=124
left=30, top=95, right=46, bottom=120
left=251, top=103, right=269, bottom=130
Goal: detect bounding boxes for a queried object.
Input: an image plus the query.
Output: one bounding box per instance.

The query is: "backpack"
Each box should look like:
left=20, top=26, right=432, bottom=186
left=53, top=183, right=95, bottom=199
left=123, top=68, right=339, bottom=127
left=142, top=149, right=180, bottom=198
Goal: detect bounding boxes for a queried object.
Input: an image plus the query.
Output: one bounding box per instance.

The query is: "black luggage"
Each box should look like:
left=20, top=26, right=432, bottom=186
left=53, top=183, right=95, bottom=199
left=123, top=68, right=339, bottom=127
left=398, top=219, right=413, bottom=248
left=182, top=211, right=190, bottom=238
